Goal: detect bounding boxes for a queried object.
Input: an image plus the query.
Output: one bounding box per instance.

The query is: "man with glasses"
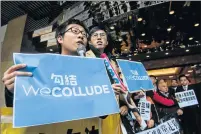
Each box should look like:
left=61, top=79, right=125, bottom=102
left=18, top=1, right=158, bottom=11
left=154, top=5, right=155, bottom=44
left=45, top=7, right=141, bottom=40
left=86, top=26, right=126, bottom=102
left=2, top=19, right=88, bottom=107
left=86, top=26, right=124, bottom=94
left=3, top=19, right=125, bottom=109
left=86, top=26, right=134, bottom=134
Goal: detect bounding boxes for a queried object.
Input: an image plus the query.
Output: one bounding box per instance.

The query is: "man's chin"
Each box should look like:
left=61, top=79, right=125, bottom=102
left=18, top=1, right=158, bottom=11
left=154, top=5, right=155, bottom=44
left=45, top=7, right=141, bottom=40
left=96, top=45, right=105, bottom=49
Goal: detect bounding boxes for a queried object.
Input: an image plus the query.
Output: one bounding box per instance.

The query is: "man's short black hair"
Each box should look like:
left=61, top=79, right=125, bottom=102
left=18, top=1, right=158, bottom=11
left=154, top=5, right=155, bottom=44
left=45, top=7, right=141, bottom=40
left=171, top=79, right=178, bottom=82
left=179, top=74, right=187, bottom=80
left=55, top=19, right=88, bottom=53
left=88, top=26, right=108, bottom=41
left=149, top=75, right=157, bottom=79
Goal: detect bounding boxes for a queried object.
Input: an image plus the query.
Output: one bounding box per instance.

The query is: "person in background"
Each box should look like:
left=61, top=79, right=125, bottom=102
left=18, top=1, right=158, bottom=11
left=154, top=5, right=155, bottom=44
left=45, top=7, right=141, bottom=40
left=155, top=81, right=183, bottom=119
left=169, top=79, right=179, bottom=97
left=147, top=78, right=178, bottom=107
left=86, top=25, right=135, bottom=134
left=171, top=79, right=179, bottom=92
left=132, top=93, right=159, bottom=132
left=176, top=75, right=199, bottom=134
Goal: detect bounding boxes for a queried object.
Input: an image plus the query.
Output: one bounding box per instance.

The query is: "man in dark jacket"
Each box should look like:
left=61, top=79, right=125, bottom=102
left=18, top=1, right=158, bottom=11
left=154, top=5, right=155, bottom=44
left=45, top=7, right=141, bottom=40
left=176, top=75, right=200, bottom=134
left=155, top=81, right=183, bottom=119
left=169, top=79, right=179, bottom=97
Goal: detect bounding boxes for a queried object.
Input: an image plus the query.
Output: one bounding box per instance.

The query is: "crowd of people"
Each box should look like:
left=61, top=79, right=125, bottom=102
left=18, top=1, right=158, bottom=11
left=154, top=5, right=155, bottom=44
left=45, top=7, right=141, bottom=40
left=131, top=75, right=200, bottom=134
left=2, top=18, right=200, bottom=134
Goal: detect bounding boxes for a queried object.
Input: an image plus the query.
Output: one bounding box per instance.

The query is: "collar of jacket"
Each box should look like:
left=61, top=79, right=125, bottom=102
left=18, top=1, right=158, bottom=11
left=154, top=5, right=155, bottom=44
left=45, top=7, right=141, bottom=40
left=86, top=49, right=112, bottom=59
left=86, top=50, right=97, bottom=58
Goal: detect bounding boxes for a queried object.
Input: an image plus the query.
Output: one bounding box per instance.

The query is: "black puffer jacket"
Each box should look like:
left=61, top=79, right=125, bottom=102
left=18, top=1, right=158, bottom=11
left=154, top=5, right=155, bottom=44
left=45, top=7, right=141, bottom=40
left=155, top=90, right=179, bottom=119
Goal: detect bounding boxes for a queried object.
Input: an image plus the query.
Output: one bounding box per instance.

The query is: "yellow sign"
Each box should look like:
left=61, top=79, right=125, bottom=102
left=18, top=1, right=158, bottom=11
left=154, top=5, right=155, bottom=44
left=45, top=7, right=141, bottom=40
left=1, top=107, right=100, bottom=134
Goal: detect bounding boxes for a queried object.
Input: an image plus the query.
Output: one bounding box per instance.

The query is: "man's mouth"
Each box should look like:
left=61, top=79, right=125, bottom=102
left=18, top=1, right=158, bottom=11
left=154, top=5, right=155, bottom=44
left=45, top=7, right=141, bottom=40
left=97, top=41, right=103, bottom=45
left=77, top=41, right=84, bottom=45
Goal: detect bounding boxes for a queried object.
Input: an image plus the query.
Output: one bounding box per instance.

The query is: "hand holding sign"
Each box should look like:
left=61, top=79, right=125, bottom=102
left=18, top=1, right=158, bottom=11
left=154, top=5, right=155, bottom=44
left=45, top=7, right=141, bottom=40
left=134, top=91, right=146, bottom=100
left=147, top=119, right=154, bottom=128
left=120, top=105, right=128, bottom=116
left=2, top=64, right=32, bottom=92
left=116, top=60, right=154, bottom=93
left=112, top=84, right=126, bottom=94
left=177, top=109, right=183, bottom=116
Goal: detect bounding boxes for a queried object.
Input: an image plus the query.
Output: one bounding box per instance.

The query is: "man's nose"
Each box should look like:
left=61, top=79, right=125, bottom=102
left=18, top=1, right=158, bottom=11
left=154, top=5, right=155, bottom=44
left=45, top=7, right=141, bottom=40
left=77, top=33, right=84, bottom=40
left=97, top=34, right=101, bottom=39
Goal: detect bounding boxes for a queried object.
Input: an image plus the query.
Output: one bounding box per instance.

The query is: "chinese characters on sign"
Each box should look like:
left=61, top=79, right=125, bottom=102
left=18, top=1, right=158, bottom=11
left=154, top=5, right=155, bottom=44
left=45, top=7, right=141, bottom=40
left=138, top=101, right=151, bottom=121
left=175, top=90, right=198, bottom=108
left=51, top=73, right=77, bottom=86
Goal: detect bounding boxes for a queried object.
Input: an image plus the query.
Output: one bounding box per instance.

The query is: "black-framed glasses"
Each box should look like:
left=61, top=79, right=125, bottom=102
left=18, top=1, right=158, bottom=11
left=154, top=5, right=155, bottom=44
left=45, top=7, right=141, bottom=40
left=62, top=27, right=88, bottom=38
left=91, top=33, right=107, bottom=39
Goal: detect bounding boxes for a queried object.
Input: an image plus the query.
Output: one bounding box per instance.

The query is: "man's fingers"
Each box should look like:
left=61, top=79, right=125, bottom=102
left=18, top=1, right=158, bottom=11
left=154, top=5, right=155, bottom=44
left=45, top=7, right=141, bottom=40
left=113, top=86, right=122, bottom=91
left=112, top=84, right=121, bottom=87
left=112, top=84, right=127, bottom=94
left=4, top=64, right=26, bottom=75
left=112, top=84, right=121, bottom=90
left=121, top=109, right=127, bottom=115
left=3, top=71, right=32, bottom=81
left=4, top=77, right=15, bottom=85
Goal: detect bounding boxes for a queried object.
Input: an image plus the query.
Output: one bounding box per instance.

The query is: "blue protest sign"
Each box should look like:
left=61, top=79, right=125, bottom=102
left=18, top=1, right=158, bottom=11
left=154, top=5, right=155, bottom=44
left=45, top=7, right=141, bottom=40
left=116, top=59, right=154, bottom=93
left=13, top=53, right=119, bottom=127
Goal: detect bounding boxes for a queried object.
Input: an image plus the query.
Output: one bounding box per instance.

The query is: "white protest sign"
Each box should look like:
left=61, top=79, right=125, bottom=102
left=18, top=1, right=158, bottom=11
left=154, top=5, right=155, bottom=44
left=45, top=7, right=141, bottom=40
left=138, top=100, right=151, bottom=121
left=175, top=90, right=198, bottom=108
left=137, top=118, right=180, bottom=134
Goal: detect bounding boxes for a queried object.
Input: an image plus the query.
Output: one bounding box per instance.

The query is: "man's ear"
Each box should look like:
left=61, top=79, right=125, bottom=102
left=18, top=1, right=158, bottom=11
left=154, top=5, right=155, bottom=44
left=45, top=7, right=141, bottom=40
left=88, top=41, right=92, bottom=45
left=106, top=41, right=108, bottom=46
left=57, top=35, right=63, bottom=44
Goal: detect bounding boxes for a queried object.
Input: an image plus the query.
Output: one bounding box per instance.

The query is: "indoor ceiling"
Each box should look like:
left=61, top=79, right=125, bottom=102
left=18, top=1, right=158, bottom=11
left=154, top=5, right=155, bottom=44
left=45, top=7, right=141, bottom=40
left=150, top=63, right=201, bottom=81
left=105, top=1, right=201, bottom=59
left=1, top=1, right=201, bottom=68
left=147, top=67, right=180, bottom=76
left=1, top=1, right=77, bottom=32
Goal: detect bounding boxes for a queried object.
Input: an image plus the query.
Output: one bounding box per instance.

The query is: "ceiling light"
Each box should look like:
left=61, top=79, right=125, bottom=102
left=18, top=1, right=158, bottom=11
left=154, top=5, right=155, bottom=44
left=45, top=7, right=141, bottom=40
left=195, top=41, right=199, bottom=43
left=124, top=49, right=128, bottom=51
left=110, top=26, right=115, bottom=30
left=146, top=55, right=150, bottom=58
left=194, top=23, right=199, bottom=27
left=169, top=76, right=174, bottom=78
left=144, top=45, right=147, bottom=48
left=166, top=41, right=170, bottom=44
left=138, top=17, right=143, bottom=21
left=118, top=38, right=122, bottom=41
left=141, top=33, right=145, bottom=36
left=147, top=67, right=180, bottom=76
left=188, top=70, right=193, bottom=73
left=167, top=28, right=171, bottom=32
left=49, top=49, right=53, bottom=52
left=169, top=10, right=175, bottom=15
left=191, top=65, right=197, bottom=68
left=165, top=52, right=169, bottom=55
left=185, top=74, right=190, bottom=76
left=186, top=49, right=189, bottom=52
left=189, top=37, right=193, bottom=40
left=180, top=45, right=186, bottom=48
